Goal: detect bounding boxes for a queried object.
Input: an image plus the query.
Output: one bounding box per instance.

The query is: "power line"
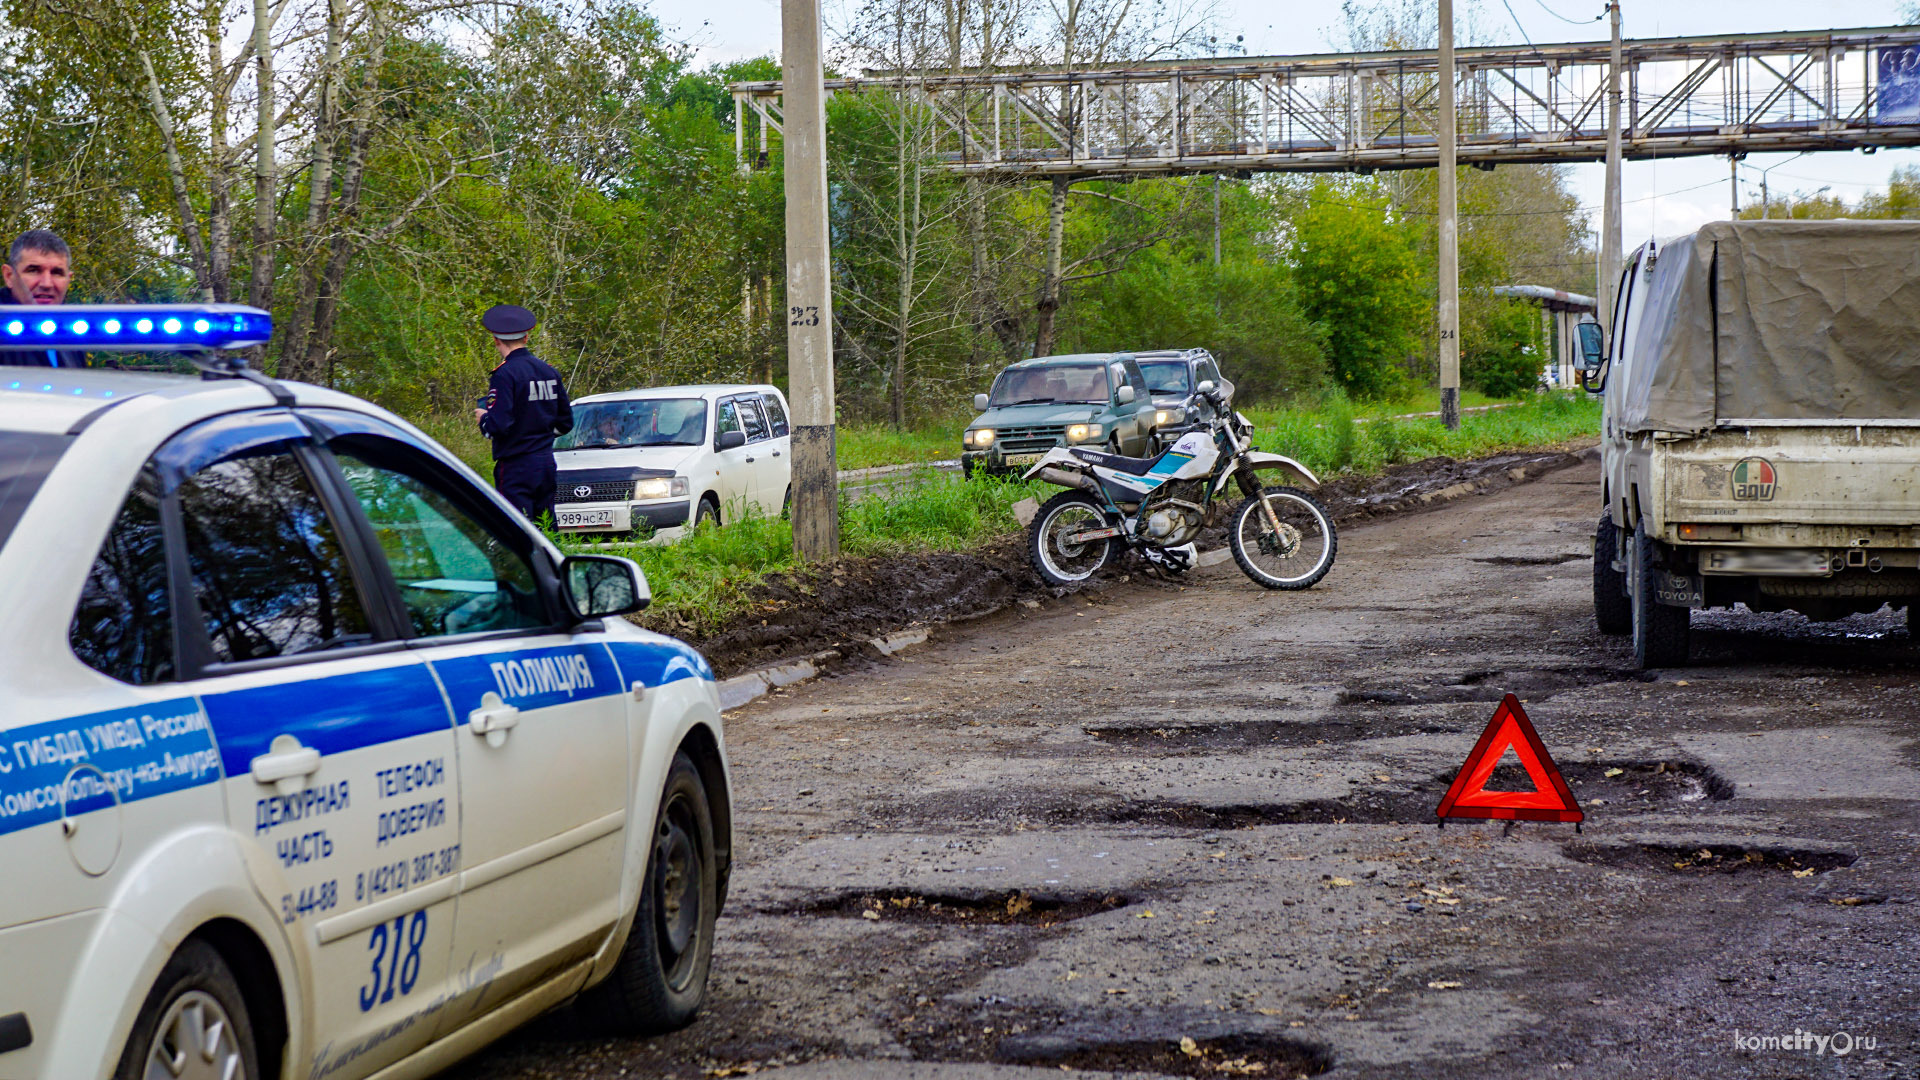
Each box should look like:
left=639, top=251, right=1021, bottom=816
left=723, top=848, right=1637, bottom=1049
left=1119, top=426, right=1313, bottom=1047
left=1533, top=0, right=1606, bottom=25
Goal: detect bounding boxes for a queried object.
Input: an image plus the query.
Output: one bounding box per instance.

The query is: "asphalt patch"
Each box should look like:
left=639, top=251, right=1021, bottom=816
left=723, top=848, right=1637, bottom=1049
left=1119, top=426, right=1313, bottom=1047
left=1336, top=666, right=1654, bottom=707
left=1562, top=839, right=1857, bottom=875
left=995, top=1030, right=1333, bottom=1077
left=788, top=889, right=1131, bottom=927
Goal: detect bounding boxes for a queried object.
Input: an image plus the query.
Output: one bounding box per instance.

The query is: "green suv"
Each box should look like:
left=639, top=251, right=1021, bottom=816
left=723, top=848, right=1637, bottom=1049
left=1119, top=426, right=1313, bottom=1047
left=962, top=353, right=1174, bottom=476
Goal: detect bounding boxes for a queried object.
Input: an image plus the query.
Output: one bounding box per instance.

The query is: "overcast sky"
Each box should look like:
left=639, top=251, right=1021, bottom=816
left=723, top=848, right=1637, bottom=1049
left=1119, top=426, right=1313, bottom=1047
left=652, top=0, right=1920, bottom=273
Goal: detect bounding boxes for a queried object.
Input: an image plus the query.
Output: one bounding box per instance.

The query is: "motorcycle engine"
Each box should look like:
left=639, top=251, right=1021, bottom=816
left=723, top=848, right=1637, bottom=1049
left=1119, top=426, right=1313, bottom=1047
left=1140, top=478, right=1207, bottom=545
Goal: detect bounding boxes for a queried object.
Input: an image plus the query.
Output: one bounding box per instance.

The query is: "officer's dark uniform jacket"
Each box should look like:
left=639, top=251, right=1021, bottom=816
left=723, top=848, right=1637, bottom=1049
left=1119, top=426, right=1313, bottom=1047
left=478, top=347, right=572, bottom=519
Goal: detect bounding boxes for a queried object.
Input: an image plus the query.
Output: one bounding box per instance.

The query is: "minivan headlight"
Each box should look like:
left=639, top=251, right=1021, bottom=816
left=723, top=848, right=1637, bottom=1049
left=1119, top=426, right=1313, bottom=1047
left=635, top=477, right=689, bottom=500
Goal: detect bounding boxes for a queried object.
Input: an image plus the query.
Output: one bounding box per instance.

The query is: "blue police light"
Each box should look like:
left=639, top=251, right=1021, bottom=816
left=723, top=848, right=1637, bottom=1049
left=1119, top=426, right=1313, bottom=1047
left=0, top=304, right=271, bottom=351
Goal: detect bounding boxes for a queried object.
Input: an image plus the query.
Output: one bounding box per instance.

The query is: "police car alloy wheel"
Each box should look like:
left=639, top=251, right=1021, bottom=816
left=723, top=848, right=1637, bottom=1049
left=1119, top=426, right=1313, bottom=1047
left=115, top=940, right=260, bottom=1080
left=581, top=751, right=717, bottom=1034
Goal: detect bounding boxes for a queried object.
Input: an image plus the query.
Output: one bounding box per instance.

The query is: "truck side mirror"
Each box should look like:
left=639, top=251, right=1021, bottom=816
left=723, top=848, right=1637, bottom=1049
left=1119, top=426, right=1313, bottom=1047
left=1116, top=385, right=1136, bottom=405
left=973, top=393, right=990, bottom=412
left=1576, top=322, right=1606, bottom=371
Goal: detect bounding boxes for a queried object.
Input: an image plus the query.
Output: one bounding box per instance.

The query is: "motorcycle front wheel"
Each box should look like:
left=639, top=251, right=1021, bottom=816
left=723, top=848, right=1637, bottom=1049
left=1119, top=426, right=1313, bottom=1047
left=1029, top=490, right=1115, bottom=586
left=1229, top=486, right=1337, bottom=590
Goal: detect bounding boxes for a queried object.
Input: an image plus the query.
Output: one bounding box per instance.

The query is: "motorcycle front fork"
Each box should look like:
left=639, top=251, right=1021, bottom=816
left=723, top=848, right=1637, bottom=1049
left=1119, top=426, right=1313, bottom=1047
left=1235, top=469, right=1286, bottom=534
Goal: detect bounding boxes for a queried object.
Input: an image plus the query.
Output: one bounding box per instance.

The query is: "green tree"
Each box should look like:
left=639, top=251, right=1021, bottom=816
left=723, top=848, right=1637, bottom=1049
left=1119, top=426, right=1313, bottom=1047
left=1288, top=182, right=1424, bottom=400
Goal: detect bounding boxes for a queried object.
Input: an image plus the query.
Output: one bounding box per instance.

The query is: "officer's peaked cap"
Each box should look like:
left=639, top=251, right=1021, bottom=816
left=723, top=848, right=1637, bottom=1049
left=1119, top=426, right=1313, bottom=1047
left=482, top=304, right=537, bottom=336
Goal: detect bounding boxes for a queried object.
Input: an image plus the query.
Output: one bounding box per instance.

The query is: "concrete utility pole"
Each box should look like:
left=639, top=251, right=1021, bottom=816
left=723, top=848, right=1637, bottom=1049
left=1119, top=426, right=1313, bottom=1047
left=1600, top=1, right=1623, bottom=341
left=1437, top=0, right=1460, bottom=431
left=783, top=0, right=839, bottom=559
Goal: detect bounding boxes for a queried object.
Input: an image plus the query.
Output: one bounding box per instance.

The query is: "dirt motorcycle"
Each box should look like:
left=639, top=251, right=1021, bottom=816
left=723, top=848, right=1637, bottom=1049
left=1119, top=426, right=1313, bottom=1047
left=1020, top=381, right=1337, bottom=590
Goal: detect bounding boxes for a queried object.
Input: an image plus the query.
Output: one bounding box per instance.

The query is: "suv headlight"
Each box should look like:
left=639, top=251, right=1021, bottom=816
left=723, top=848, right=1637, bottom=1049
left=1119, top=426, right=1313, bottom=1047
left=635, top=477, right=689, bottom=500
left=1065, top=423, right=1104, bottom=443
left=1153, top=409, right=1176, bottom=427
left=967, top=428, right=995, bottom=448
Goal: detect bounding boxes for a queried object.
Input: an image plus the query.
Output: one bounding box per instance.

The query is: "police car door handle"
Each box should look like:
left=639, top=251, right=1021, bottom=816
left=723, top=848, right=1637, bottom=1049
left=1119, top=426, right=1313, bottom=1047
left=251, top=734, right=322, bottom=796
left=468, top=691, right=520, bottom=748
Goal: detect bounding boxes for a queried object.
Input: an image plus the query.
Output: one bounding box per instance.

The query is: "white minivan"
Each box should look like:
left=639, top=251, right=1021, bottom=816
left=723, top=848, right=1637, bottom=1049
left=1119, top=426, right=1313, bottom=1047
left=553, top=385, right=793, bottom=541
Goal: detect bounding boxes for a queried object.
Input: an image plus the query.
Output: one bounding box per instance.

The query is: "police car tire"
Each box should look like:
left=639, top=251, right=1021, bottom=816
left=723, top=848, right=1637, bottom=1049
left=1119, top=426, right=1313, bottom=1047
left=115, top=939, right=261, bottom=1080
left=584, top=751, right=717, bottom=1035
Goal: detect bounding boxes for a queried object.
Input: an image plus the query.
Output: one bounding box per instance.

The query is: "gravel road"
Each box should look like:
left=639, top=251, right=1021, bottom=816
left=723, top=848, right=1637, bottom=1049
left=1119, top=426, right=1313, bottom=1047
left=458, top=456, right=1919, bottom=1080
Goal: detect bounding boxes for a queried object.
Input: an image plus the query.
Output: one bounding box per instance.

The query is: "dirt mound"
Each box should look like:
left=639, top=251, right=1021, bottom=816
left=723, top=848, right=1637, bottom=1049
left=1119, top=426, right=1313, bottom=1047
left=654, top=446, right=1591, bottom=677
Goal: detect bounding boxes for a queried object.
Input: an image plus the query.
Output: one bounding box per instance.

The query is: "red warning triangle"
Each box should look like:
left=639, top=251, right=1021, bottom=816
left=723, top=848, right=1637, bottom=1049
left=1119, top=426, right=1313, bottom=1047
left=1435, top=694, right=1583, bottom=823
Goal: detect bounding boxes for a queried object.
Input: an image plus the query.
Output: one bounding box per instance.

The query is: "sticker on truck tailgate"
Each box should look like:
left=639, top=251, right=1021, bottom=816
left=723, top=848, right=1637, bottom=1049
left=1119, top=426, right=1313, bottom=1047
left=1731, top=458, right=1776, bottom=501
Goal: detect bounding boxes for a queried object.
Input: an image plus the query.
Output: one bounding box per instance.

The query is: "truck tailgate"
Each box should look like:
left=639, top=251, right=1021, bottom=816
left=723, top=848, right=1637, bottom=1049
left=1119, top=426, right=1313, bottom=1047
left=1663, top=427, right=1920, bottom=527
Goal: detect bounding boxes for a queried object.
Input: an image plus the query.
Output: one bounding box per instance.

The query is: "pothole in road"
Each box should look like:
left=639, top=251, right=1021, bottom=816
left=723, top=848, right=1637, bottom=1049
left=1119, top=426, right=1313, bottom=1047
left=1097, top=760, right=1732, bottom=828
left=1471, top=552, right=1587, bottom=566
left=1336, top=666, right=1654, bottom=707
left=1086, top=718, right=1464, bottom=749
left=1563, top=840, right=1856, bottom=876
left=792, top=889, right=1131, bottom=927
left=996, top=1031, right=1333, bottom=1078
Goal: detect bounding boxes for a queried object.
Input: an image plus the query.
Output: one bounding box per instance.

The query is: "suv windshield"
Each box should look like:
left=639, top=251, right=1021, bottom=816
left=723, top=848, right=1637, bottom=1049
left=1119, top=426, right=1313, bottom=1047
left=1139, top=361, right=1191, bottom=396
left=556, top=398, right=707, bottom=450
left=989, top=364, right=1110, bottom=407
left=0, top=430, right=69, bottom=552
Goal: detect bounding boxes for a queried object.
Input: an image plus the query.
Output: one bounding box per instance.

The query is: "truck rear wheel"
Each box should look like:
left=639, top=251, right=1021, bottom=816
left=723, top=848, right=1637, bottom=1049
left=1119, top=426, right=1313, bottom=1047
left=1592, top=514, right=1631, bottom=635
left=1630, top=521, right=1690, bottom=668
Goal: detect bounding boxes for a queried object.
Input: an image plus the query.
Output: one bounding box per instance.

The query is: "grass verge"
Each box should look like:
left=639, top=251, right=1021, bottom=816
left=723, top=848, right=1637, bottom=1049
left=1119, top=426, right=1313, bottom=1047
left=553, top=392, right=1598, bottom=637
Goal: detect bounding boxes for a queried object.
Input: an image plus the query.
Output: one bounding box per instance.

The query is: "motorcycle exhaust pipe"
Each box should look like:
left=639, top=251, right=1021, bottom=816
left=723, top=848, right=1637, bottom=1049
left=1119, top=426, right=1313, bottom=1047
left=1036, top=466, right=1099, bottom=493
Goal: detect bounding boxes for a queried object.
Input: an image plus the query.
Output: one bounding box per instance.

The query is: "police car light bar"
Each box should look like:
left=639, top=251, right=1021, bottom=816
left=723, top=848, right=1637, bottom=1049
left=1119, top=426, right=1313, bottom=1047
left=0, top=303, right=272, bottom=352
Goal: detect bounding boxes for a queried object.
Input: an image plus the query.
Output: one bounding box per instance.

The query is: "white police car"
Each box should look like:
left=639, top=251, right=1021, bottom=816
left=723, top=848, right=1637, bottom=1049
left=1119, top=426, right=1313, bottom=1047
left=0, top=306, right=732, bottom=1080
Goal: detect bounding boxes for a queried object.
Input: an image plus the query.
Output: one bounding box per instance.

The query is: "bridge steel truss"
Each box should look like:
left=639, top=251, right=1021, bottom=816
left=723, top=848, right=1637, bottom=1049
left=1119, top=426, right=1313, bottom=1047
left=730, top=25, right=1920, bottom=178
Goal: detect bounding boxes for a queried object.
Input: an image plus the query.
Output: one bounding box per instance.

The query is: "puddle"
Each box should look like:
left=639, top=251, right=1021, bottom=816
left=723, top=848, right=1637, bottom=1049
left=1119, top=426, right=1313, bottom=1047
left=1563, top=840, right=1856, bottom=875
left=1471, top=552, right=1587, bottom=566
left=790, top=889, right=1130, bottom=926
left=996, top=1031, right=1333, bottom=1077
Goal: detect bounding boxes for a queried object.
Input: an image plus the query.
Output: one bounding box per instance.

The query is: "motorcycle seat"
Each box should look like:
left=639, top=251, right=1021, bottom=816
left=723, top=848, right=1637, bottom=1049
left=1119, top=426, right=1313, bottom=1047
left=1068, top=447, right=1158, bottom=476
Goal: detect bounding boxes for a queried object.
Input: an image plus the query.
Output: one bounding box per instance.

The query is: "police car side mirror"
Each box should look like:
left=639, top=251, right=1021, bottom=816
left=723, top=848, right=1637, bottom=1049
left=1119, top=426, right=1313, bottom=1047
left=564, top=554, right=650, bottom=618
left=973, top=393, right=990, bottom=412
left=716, top=430, right=747, bottom=451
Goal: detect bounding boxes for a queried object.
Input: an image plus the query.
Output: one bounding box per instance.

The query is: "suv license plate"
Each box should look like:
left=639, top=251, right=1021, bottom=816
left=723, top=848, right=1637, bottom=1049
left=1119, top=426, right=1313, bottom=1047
left=559, top=509, right=616, bottom=528
left=1002, top=453, right=1042, bottom=466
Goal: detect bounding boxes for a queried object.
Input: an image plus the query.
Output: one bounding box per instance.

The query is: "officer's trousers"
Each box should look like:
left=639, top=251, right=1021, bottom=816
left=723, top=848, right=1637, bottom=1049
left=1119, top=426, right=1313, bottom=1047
left=493, top=454, right=557, bottom=524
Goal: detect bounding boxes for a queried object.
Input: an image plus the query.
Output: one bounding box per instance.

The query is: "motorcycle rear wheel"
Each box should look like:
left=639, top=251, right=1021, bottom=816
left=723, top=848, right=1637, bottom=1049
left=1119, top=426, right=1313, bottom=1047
left=1229, top=486, right=1337, bottom=590
left=1029, top=490, right=1115, bottom=586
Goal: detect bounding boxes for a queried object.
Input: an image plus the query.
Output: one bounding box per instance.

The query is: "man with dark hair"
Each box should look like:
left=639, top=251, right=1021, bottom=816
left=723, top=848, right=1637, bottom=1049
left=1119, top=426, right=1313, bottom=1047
left=0, top=230, right=87, bottom=367
left=474, top=304, right=573, bottom=522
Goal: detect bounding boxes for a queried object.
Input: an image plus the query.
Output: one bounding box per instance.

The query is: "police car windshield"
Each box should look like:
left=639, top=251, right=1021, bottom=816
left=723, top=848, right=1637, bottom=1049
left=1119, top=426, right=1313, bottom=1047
left=556, top=399, right=707, bottom=450
left=988, top=364, right=1109, bottom=407
left=1139, top=361, right=1191, bottom=396
left=0, top=431, right=69, bottom=552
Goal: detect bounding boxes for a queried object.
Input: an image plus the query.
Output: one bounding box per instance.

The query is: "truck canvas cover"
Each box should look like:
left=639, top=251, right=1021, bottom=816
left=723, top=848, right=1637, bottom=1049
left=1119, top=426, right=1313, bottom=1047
left=1616, top=219, right=1920, bottom=434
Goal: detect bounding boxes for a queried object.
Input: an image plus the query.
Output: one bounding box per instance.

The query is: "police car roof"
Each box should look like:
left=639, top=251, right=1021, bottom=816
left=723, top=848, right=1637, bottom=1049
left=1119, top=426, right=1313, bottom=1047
left=573, top=383, right=784, bottom=406
left=0, top=369, right=213, bottom=434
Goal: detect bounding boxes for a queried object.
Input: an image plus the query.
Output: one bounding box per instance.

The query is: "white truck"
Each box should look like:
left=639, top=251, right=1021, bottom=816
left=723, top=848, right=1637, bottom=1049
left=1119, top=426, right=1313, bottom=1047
left=1581, top=219, right=1920, bottom=667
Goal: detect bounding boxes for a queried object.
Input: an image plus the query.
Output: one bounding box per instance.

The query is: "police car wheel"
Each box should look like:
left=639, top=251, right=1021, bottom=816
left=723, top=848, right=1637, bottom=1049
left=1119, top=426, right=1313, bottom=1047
left=583, top=751, right=717, bottom=1035
left=115, top=939, right=261, bottom=1080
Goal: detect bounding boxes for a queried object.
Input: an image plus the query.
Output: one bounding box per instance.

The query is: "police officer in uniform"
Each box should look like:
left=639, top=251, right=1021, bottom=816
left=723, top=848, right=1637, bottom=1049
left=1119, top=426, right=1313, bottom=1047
left=474, top=304, right=573, bottom=522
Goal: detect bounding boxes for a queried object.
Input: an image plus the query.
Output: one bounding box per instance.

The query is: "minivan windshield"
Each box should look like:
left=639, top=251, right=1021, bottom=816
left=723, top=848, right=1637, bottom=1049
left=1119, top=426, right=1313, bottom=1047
left=555, top=398, right=707, bottom=450
left=0, top=430, right=69, bottom=552
left=988, top=363, right=1110, bottom=407
left=1139, top=360, right=1191, bottom=396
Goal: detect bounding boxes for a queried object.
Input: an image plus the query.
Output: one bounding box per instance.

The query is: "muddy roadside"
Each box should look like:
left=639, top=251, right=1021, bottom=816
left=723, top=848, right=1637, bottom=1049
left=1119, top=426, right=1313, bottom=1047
left=645, top=445, right=1595, bottom=678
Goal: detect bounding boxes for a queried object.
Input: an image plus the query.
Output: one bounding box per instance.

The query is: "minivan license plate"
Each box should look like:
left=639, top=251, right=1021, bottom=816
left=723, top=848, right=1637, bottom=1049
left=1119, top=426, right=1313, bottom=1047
left=559, top=509, right=615, bottom=528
